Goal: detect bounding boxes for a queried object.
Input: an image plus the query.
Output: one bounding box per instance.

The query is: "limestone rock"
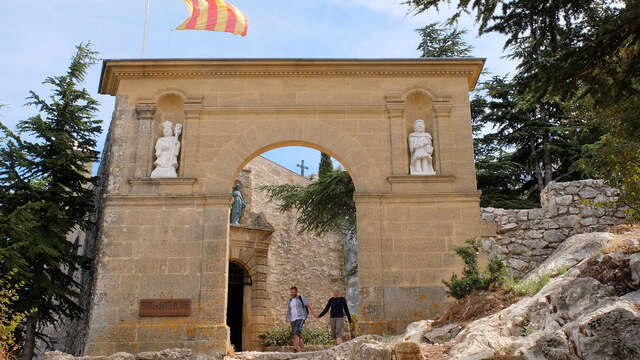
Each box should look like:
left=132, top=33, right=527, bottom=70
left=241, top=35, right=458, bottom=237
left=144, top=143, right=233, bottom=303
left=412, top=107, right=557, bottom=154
left=446, top=230, right=640, bottom=360
left=423, top=323, right=462, bottom=344
left=401, top=320, right=433, bottom=342
left=136, top=349, right=193, bottom=360
left=630, top=253, right=640, bottom=284
left=567, top=300, right=640, bottom=360
left=524, top=332, right=577, bottom=360
left=523, top=232, right=613, bottom=284
left=621, top=289, right=640, bottom=305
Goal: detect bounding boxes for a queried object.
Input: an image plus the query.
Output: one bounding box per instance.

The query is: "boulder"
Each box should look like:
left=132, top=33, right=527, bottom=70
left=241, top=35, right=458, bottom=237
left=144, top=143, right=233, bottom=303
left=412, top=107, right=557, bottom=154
left=401, top=320, right=433, bottom=343
left=423, top=323, right=462, bottom=344
left=524, top=331, right=577, bottom=360
left=567, top=300, right=640, bottom=360
left=136, top=349, right=193, bottom=360
left=523, top=232, right=613, bottom=284
left=630, top=253, right=640, bottom=284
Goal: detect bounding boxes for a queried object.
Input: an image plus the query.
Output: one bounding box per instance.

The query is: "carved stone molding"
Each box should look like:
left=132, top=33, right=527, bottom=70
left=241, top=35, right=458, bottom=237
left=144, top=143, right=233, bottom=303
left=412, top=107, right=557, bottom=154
left=99, top=59, right=486, bottom=95
left=184, top=98, right=204, bottom=120
left=128, top=177, right=197, bottom=185
left=135, top=103, right=156, bottom=121
left=387, top=175, right=456, bottom=184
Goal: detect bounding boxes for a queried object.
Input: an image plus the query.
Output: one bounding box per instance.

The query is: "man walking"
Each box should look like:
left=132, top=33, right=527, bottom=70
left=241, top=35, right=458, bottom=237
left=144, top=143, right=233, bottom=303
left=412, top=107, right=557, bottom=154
left=316, top=288, right=352, bottom=344
left=286, top=286, right=317, bottom=352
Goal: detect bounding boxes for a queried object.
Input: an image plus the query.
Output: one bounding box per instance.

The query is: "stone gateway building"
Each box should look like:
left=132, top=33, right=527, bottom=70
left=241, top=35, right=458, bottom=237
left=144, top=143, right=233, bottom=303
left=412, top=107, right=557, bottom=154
left=80, top=58, right=490, bottom=355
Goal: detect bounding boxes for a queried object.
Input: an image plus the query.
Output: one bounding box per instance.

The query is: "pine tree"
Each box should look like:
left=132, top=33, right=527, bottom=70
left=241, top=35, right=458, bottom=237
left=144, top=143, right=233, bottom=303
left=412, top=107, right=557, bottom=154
left=259, top=170, right=355, bottom=236
left=473, top=76, right=599, bottom=206
left=416, top=23, right=472, bottom=58
left=0, top=43, right=101, bottom=360
left=318, top=152, right=333, bottom=178
left=405, top=0, right=640, bottom=214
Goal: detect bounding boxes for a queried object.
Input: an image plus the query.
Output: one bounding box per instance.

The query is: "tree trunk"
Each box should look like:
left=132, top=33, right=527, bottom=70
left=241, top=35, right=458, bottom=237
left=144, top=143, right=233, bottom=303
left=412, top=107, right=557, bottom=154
left=543, top=140, right=553, bottom=186
left=531, top=143, right=544, bottom=193
left=21, top=312, right=38, bottom=360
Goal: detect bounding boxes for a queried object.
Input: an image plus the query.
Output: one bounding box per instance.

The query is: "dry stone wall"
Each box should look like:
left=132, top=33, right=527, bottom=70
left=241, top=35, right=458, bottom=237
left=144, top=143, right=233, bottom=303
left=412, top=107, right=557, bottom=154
left=481, top=180, right=628, bottom=276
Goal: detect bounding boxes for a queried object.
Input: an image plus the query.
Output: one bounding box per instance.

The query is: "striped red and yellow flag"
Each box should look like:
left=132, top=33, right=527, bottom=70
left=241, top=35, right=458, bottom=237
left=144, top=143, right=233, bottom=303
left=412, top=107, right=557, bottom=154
left=177, top=0, right=248, bottom=37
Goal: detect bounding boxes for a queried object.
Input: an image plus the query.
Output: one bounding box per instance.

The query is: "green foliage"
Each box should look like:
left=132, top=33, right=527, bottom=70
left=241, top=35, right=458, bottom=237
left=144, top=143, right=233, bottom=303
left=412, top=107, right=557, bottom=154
left=416, top=23, right=472, bottom=57
left=318, top=152, right=333, bottom=178
left=0, top=269, right=29, bottom=359
left=473, top=76, right=600, bottom=208
left=259, top=169, right=356, bottom=236
left=258, top=326, right=292, bottom=346
left=578, top=95, right=640, bottom=220
left=0, top=43, right=101, bottom=359
left=349, top=314, right=358, bottom=339
left=520, top=319, right=531, bottom=337
left=406, top=0, right=640, bottom=215
left=505, top=267, right=569, bottom=297
left=404, top=1, right=640, bottom=104
left=442, top=240, right=506, bottom=299
left=258, top=327, right=333, bottom=347
left=507, top=274, right=551, bottom=298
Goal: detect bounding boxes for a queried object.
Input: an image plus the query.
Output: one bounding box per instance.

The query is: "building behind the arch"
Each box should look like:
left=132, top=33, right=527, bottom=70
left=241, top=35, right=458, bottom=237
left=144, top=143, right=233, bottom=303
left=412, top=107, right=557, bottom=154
left=73, top=58, right=492, bottom=355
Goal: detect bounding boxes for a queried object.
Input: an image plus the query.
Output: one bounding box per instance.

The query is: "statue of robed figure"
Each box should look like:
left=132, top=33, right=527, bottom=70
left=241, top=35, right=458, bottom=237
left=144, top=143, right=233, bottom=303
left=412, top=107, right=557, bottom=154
left=230, top=183, right=246, bottom=224
left=151, top=121, right=182, bottom=178
left=409, top=119, right=436, bottom=175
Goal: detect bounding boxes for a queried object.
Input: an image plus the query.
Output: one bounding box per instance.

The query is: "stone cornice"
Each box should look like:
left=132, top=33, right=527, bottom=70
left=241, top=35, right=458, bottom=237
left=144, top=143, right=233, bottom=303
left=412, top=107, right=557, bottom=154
left=128, top=177, right=198, bottom=185
left=104, top=194, right=232, bottom=207
left=387, top=175, right=456, bottom=184
left=354, top=191, right=481, bottom=204
left=99, top=58, right=486, bottom=95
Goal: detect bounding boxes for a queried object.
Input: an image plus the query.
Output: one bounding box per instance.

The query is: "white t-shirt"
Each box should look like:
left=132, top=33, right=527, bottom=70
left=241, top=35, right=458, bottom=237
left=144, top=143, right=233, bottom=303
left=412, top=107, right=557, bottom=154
left=290, top=297, right=301, bottom=321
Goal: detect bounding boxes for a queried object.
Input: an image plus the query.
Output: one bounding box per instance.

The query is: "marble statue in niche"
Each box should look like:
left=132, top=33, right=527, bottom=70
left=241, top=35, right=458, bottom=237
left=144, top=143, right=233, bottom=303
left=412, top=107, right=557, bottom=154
left=409, top=119, right=436, bottom=175
left=150, top=121, right=182, bottom=178
left=230, top=183, right=246, bottom=224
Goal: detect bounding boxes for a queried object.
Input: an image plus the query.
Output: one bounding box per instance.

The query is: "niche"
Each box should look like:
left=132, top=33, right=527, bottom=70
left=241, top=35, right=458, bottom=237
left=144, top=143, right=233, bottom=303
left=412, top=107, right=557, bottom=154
left=404, top=91, right=438, bottom=174
left=153, top=93, right=185, bottom=175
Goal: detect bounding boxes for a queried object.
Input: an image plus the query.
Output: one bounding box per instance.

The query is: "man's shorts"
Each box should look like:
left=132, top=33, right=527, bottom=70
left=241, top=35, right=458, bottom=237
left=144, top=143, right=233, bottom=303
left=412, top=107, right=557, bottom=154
left=330, top=317, right=344, bottom=339
left=291, top=318, right=305, bottom=336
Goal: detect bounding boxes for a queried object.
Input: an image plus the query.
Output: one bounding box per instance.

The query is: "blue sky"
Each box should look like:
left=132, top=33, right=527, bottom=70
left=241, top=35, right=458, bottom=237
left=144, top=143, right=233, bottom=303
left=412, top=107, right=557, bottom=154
left=0, top=0, right=515, bottom=175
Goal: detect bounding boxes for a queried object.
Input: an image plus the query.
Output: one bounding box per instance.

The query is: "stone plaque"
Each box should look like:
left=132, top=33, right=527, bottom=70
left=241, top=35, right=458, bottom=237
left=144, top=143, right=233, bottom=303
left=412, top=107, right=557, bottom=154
left=139, top=299, right=191, bottom=317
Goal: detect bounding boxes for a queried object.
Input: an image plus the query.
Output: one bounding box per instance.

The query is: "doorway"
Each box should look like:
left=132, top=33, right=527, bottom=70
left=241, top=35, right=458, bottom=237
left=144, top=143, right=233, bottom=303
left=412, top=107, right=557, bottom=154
left=227, top=261, right=248, bottom=351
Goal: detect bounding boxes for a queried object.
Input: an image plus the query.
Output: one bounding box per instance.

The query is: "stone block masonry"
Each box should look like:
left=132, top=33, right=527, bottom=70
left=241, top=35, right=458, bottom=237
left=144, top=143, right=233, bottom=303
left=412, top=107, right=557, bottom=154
left=481, top=180, right=628, bottom=276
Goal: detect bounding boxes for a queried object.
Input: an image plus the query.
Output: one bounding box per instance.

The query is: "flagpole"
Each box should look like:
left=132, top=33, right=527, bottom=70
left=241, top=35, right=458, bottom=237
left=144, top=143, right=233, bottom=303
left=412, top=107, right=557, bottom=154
left=141, top=0, right=151, bottom=58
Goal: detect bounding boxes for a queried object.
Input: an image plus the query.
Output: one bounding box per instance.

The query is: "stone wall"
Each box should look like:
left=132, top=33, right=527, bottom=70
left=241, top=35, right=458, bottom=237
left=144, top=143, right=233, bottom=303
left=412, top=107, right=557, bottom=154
left=481, top=180, right=628, bottom=276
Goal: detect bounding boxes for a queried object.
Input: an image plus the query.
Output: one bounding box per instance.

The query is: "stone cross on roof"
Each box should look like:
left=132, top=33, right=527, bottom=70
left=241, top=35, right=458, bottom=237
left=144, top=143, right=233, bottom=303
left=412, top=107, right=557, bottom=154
left=296, top=160, right=309, bottom=177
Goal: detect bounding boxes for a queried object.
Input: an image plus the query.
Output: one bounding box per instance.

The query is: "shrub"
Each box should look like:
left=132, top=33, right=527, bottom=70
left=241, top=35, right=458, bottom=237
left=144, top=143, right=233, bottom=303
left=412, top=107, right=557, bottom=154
left=258, top=327, right=292, bottom=347
left=442, top=240, right=506, bottom=299
left=301, top=328, right=333, bottom=346
left=1, top=270, right=28, bottom=360
left=258, top=326, right=333, bottom=347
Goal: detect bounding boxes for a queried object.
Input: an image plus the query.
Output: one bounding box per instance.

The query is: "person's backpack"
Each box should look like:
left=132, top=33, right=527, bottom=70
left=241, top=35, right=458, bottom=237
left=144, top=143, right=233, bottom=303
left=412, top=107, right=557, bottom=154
left=297, top=296, right=309, bottom=316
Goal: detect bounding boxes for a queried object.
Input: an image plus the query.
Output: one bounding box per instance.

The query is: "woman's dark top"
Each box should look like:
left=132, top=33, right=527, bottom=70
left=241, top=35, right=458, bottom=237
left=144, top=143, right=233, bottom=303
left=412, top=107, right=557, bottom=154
left=318, top=296, right=352, bottom=321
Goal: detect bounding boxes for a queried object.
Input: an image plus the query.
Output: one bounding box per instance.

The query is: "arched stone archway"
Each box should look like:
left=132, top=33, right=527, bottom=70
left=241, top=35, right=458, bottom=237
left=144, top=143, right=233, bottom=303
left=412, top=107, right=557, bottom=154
left=85, top=59, right=491, bottom=355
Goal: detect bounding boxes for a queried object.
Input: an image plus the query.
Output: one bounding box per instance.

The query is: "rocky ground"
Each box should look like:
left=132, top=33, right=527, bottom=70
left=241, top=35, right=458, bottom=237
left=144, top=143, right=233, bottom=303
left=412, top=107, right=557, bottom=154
left=46, top=226, right=640, bottom=360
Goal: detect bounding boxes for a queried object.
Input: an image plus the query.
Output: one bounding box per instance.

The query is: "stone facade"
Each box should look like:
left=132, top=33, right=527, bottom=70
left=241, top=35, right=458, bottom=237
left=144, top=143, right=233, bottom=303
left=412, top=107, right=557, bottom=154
left=481, top=180, right=628, bottom=276
left=83, top=58, right=488, bottom=354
